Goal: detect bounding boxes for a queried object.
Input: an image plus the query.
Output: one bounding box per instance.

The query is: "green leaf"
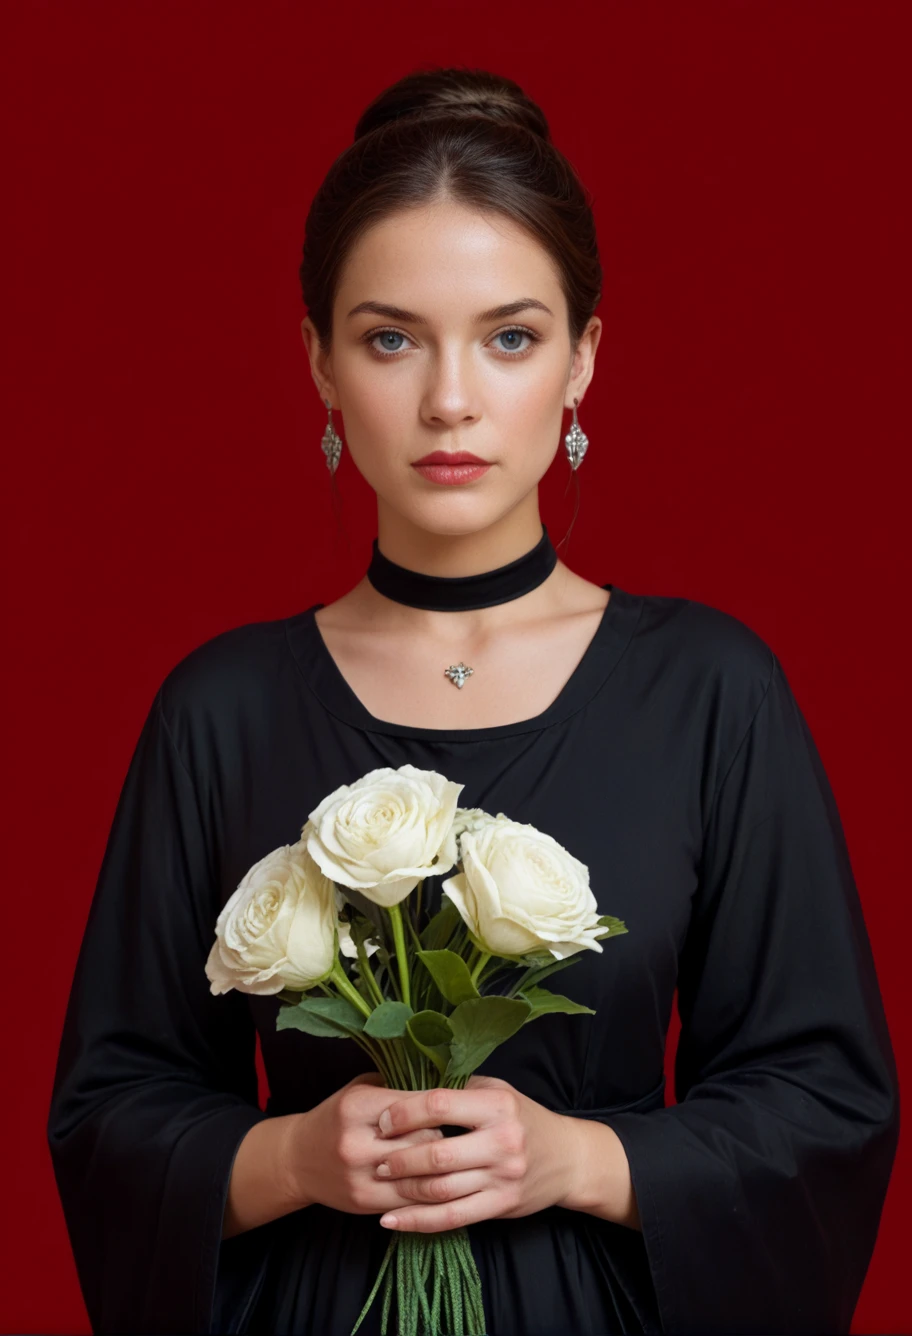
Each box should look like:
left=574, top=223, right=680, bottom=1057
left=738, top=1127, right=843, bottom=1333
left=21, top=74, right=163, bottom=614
left=415, top=949, right=480, bottom=1006
left=595, top=914, right=629, bottom=940
left=508, top=921, right=627, bottom=996
left=406, top=1009, right=454, bottom=1078
left=363, top=1000, right=415, bottom=1039
left=508, top=953, right=582, bottom=995
left=517, top=985, right=595, bottom=1022
left=517, top=948, right=558, bottom=968
left=444, top=996, right=532, bottom=1080
left=419, top=896, right=463, bottom=951
left=276, top=995, right=366, bottom=1039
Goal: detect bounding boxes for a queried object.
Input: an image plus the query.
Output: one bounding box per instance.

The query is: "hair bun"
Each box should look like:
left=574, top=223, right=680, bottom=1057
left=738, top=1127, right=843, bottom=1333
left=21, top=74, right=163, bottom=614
left=353, top=67, right=550, bottom=143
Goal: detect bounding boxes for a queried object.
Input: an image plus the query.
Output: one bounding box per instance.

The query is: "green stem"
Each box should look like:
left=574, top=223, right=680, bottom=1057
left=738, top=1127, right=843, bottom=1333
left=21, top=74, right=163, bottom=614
left=388, top=1040, right=406, bottom=1091
left=403, top=913, right=429, bottom=1010
left=350, top=1234, right=397, bottom=1335
left=361, top=1041, right=395, bottom=1086
left=411, top=1234, right=434, bottom=1331
left=381, top=956, right=403, bottom=1002
left=386, top=902, right=412, bottom=1008
left=328, top=1017, right=393, bottom=1082
left=469, top=951, right=491, bottom=987
left=431, top=1235, right=443, bottom=1332
left=356, top=940, right=386, bottom=1007
left=387, top=1038, right=410, bottom=1090
left=399, top=1037, right=419, bottom=1088
left=329, top=960, right=373, bottom=1019
left=405, top=911, right=425, bottom=953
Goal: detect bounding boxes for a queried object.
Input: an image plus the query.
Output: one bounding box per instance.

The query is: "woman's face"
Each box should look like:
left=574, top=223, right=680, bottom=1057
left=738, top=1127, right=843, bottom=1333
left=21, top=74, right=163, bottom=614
left=301, top=197, right=600, bottom=536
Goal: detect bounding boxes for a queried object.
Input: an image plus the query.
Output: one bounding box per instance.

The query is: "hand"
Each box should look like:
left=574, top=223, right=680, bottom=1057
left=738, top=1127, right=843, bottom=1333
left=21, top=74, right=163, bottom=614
left=370, top=1074, right=582, bottom=1233
left=283, top=1071, right=447, bottom=1217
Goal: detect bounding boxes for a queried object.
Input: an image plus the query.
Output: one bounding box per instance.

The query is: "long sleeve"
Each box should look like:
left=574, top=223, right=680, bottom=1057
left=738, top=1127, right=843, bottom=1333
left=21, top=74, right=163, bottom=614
left=604, top=652, right=900, bottom=1334
left=47, top=685, right=273, bottom=1335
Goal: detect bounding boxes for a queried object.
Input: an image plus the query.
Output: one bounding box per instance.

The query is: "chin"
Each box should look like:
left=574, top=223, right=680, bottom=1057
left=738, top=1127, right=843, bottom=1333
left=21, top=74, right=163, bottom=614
left=390, top=497, right=507, bottom=536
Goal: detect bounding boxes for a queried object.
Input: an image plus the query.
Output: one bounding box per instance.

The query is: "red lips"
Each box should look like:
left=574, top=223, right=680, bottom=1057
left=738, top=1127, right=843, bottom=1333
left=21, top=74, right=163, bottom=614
left=412, top=450, right=490, bottom=466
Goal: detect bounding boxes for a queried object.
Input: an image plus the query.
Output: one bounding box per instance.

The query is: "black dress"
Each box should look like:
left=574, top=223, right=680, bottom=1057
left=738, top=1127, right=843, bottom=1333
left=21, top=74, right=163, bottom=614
left=46, top=584, right=900, bottom=1336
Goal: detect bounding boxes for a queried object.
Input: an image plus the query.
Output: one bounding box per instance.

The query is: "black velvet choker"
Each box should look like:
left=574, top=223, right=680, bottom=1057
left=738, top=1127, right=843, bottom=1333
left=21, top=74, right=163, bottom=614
left=366, top=525, right=558, bottom=612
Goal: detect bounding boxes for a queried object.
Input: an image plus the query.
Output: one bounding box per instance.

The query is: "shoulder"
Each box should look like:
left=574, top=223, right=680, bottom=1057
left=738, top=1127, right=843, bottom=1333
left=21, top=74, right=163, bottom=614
left=156, top=614, right=294, bottom=741
left=673, top=593, right=774, bottom=684
left=625, top=589, right=785, bottom=817
left=630, top=585, right=778, bottom=739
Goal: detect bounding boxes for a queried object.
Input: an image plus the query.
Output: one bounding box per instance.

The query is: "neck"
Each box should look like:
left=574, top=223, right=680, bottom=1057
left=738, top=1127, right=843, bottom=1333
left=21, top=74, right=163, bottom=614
left=372, top=511, right=549, bottom=580
left=359, top=520, right=565, bottom=635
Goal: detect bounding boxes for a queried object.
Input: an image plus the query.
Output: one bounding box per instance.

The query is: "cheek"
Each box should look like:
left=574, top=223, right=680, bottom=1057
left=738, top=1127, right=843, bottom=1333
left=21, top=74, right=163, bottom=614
left=337, top=360, right=406, bottom=424
left=489, top=361, right=567, bottom=454
left=497, top=367, right=563, bottom=413
left=335, top=361, right=415, bottom=457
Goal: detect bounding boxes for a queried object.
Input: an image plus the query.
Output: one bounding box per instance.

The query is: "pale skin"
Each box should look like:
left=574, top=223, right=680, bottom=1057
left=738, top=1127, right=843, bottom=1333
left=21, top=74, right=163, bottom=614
left=299, top=196, right=613, bottom=733
left=222, top=194, right=641, bottom=1241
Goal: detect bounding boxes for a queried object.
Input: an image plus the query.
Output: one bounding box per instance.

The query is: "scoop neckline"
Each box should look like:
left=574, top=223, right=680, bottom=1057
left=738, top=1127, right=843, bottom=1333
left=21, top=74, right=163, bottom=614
left=285, top=582, right=642, bottom=742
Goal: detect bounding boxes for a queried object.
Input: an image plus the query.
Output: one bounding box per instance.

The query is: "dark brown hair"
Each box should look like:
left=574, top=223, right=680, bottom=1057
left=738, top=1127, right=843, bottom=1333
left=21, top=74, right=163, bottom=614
left=299, top=67, right=602, bottom=351
left=301, top=67, right=600, bottom=549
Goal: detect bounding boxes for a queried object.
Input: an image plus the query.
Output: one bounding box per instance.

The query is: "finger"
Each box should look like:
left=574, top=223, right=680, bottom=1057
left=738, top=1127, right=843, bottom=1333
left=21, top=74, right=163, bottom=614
left=389, top=1168, right=490, bottom=1207
left=378, top=1086, right=512, bottom=1139
left=377, top=1128, right=494, bottom=1180
left=395, top=1126, right=446, bottom=1151
left=379, top=1188, right=503, bottom=1234
left=369, top=1086, right=431, bottom=1122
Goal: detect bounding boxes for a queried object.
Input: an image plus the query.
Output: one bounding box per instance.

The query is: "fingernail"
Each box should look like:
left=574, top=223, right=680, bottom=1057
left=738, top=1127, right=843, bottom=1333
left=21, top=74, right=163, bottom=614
left=376, top=1162, right=391, bottom=1177
left=379, top=1110, right=392, bottom=1135
left=380, top=1214, right=398, bottom=1228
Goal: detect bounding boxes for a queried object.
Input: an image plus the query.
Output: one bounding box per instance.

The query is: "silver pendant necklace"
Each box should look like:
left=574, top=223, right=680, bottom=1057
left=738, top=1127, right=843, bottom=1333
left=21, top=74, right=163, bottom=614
left=444, top=662, right=474, bottom=689
left=365, top=526, right=558, bottom=687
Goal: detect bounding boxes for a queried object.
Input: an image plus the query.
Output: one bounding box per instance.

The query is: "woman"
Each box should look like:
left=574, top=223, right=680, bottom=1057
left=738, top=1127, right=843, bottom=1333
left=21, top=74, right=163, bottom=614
left=47, top=68, right=899, bottom=1336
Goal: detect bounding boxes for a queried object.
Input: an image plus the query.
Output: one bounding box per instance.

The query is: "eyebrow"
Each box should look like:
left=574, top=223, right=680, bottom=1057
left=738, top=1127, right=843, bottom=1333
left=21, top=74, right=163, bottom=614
left=345, top=298, right=554, bottom=323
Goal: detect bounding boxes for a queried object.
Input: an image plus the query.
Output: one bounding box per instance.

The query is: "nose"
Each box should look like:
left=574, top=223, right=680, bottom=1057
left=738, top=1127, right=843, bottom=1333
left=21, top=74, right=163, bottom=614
left=419, top=344, right=481, bottom=429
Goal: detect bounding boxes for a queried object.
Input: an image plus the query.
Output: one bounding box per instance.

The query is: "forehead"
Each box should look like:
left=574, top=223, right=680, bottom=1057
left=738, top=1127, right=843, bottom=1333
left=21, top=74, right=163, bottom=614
left=334, top=198, right=565, bottom=314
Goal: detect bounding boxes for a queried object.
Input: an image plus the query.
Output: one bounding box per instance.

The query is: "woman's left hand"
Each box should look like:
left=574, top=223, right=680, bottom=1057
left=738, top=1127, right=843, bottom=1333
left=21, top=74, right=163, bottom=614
left=372, top=1074, right=582, bottom=1233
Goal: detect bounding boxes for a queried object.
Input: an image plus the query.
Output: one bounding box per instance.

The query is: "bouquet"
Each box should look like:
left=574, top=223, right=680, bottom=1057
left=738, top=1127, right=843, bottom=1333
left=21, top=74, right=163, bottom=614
left=206, top=764, right=627, bottom=1336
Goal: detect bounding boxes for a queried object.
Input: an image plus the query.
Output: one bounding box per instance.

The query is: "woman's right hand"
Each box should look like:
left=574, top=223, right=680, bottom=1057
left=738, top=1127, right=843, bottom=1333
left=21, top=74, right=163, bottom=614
left=283, top=1071, right=446, bottom=1216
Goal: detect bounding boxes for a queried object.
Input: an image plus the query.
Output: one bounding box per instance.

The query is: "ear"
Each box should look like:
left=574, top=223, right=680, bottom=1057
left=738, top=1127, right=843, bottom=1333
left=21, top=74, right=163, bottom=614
left=300, top=317, right=338, bottom=408
left=565, top=316, right=602, bottom=410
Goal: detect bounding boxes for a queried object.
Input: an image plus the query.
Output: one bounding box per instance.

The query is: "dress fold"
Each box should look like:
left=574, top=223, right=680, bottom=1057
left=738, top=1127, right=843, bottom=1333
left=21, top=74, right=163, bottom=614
left=47, top=691, right=272, bottom=1334
left=48, top=591, right=898, bottom=1334
left=604, top=656, right=899, bottom=1333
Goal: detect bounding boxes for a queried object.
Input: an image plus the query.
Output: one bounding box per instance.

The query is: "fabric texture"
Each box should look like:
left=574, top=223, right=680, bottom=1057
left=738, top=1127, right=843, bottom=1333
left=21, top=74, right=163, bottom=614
left=47, top=583, right=899, bottom=1334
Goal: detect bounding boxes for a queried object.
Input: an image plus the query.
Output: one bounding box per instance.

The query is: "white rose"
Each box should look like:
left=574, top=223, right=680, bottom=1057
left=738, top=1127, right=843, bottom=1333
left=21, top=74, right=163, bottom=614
left=451, top=806, right=492, bottom=852
left=304, top=765, right=464, bottom=908
left=441, top=812, right=604, bottom=960
left=205, top=839, right=338, bottom=996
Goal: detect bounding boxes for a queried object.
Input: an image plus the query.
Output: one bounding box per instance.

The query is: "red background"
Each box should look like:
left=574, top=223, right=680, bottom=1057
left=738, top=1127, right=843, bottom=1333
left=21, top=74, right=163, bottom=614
left=6, top=3, right=908, bottom=1331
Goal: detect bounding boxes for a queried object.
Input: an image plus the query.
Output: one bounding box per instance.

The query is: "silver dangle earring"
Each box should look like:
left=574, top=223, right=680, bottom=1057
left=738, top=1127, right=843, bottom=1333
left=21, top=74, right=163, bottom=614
left=563, top=397, right=589, bottom=470
left=321, top=398, right=343, bottom=475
